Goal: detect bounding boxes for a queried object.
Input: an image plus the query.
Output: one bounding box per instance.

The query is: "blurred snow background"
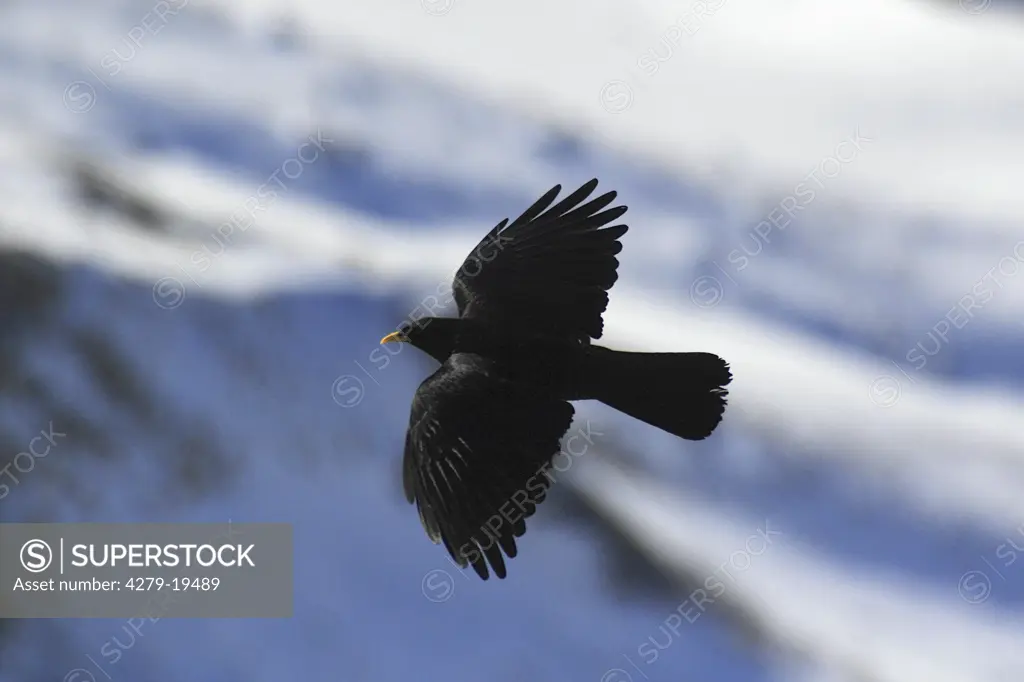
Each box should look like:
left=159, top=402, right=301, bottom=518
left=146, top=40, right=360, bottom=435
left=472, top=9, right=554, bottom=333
left=1, top=0, right=1024, bottom=680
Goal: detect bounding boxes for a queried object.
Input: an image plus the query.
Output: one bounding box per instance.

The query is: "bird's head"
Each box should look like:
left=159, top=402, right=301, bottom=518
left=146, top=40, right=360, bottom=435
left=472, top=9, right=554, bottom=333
left=380, top=316, right=460, bottom=363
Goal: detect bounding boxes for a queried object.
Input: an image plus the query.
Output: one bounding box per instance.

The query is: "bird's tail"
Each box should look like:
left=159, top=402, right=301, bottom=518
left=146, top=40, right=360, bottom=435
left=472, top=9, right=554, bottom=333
left=582, top=346, right=732, bottom=440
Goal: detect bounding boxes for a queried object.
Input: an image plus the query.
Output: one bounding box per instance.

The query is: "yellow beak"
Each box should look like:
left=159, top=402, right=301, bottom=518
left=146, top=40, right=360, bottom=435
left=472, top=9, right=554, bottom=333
left=380, top=331, right=405, bottom=344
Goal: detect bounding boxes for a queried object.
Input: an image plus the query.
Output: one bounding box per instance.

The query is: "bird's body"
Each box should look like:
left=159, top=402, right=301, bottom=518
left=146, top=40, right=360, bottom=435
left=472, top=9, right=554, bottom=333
left=383, top=179, right=731, bottom=580
left=409, top=318, right=590, bottom=399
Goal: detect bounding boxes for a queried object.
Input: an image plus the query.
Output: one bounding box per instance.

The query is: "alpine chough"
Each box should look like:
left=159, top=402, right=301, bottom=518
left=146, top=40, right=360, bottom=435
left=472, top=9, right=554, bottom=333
left=381, top=179, right=731, bottom=580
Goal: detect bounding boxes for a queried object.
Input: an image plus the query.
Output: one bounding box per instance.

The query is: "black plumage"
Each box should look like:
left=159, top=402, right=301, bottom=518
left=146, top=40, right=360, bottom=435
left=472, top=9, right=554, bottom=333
left=382, top=179, right=731, bottom=579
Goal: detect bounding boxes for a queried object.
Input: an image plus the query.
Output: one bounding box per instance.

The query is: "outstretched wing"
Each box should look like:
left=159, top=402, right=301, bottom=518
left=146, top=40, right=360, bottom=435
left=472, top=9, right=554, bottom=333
left=452, top=179, right=628, bottom=343
left=402, top=353, right=575, bottom=579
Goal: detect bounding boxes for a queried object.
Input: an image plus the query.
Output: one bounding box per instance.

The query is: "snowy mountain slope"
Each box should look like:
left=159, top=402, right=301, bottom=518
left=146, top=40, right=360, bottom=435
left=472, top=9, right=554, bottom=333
left=0, top=0, right=1022, bottom=681
left=575, top=459, right=1024, bottom=682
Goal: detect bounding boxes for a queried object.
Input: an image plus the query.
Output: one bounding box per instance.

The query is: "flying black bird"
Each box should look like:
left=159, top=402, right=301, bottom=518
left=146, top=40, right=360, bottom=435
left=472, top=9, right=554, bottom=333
left=382, top=179, right=731, bottom=580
